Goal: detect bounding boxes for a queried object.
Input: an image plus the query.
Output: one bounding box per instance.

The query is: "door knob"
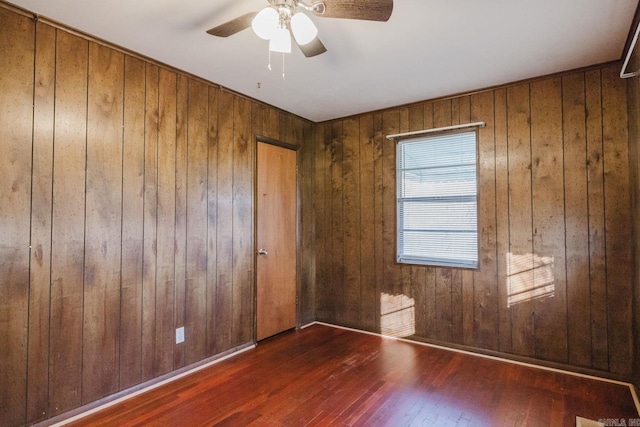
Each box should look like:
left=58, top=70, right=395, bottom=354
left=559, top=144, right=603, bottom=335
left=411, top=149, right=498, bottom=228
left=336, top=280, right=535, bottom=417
left=258, top=248, right=268, bottom=256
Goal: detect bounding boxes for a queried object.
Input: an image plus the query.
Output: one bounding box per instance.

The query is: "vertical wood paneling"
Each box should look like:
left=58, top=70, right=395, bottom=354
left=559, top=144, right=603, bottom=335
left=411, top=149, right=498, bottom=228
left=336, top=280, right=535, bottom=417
left=315, top=124, right=329, bottom=319
left=232, top=97, right=253, bottom=345
left=0, top=9, right=33, bottom=426
left=312, top=64, right=632, bottom=378
left=185, top=80, right=209, bottom=363
left=155, top=68, right=177, bottom=376
left=331, top=121, right=345, bottom=321
left=506, top=83, right=535, bottom=357
left=629, top=55, right=640, bottom=388
left=530, top=78, right=567, bottom=363
left=82, top=42, right=124, bottom=403
left=173, top=74, right=188, bottom=369
left=216, top=91, right=234, bottom=351
left=311, top=126, right=328, bottom=318
left=1, top=7, right=317, bottom=423
left=141, top=63, right=159, bottom=381
left=252, top=103, right=265, bottom=137
left=372, top=114, right=384, bottom=333
left=314, top=124, right=330, bottom=320
left=343, top=118, right=361, bottom=325
left=601, top=66, right=633, bottom=376
left=471, top=90, right=499, bottom=350
left=263, top=106, right=280, bottom=141
left=585, top=70, right=608, bottom=371
left=562, top=72, right=591, bottom=368
left=294, top=117, right=306, bottom=146
left=381, top=111, right=399, bottom=301
left=120, top=55, right=145, bottom=389
left=494, top=88, right=511, bottom=354
left=359, top=115, right=376, bottom=330
left=279, top=112, right=294, bottom=144
left=300, top=122, right=317, bottom=324
left=49, top=30, right=88, bottom=415
left=293, top=117, right=305, bottom=146
left=206, top=86, right=219, bottom=355
left=0, top=4, right=635, bottom=421
left=27, top=21, right=55, bottom=425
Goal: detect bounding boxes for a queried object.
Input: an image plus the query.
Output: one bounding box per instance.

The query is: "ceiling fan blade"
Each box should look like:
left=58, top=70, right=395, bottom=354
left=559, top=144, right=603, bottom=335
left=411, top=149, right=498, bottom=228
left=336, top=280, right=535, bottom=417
left=296, top=36, right=327, bottom=58
left=311, top=0, right=393, bottom=22
left=206, top=12, right=258, bottom=37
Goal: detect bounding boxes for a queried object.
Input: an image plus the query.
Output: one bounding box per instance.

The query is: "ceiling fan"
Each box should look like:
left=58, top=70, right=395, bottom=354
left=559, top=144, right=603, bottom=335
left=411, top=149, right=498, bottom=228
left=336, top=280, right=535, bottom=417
left=206, top=0, right=394, bottom=58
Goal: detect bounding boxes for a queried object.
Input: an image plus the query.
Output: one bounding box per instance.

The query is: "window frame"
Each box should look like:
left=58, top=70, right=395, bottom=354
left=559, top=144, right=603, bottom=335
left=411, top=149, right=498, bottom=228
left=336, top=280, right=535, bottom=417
left=395, top=127, right=480, bottom=270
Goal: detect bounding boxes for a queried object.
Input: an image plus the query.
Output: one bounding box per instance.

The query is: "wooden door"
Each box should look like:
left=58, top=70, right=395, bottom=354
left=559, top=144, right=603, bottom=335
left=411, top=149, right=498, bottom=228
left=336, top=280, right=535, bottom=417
left=256, top=142, right=297, bottom=341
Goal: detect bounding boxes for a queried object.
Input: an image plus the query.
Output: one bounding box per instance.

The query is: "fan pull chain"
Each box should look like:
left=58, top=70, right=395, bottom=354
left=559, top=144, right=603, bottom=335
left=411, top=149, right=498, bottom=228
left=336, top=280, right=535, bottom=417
left=266, top=50, right=285, bottom=80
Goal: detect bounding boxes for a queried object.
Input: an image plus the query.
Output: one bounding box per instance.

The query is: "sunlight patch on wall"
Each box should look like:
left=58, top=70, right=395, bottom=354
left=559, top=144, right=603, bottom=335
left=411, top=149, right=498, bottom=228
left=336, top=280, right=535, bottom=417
left=506, top=252, right=555, bottom=308
left=380, top=293, right=415, bottom=337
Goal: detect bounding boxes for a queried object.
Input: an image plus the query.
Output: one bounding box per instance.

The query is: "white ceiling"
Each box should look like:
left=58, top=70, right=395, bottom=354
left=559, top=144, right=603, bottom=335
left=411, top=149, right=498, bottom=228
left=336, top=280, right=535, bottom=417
left=6, top=0, right=638, bottom=122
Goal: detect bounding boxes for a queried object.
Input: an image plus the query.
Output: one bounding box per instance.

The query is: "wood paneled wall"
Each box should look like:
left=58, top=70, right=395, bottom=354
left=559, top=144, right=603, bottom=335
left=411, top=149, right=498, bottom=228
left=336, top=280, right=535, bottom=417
left=0, top=3, right=637, bottom=426
left=0, top=7, right=315, bottom=426
left=627, top=55, right=640, bottom=387
left=314, top=64, right=634, bottom=379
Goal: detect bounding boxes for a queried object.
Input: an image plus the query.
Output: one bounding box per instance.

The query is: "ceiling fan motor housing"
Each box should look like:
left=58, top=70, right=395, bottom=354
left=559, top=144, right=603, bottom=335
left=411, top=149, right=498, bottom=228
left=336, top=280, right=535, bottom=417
left=268, top=0, right=296, bottom=6
left=268, top=0, right=326, bottom=15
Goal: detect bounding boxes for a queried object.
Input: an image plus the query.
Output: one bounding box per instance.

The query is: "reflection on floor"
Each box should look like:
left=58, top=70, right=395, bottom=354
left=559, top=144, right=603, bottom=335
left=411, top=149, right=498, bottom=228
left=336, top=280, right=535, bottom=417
left=67, top=324, right=639, bottom=427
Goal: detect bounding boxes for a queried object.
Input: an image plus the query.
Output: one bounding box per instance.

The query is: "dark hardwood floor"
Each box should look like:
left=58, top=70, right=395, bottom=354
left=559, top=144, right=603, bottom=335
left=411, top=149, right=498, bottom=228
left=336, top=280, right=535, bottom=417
left=68, top=324, right=638, bottom=426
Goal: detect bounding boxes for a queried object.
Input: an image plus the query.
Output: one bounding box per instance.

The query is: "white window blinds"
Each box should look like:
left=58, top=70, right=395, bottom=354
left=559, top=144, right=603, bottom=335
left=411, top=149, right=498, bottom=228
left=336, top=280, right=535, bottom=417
left=396, top=130, right=478, bottom=269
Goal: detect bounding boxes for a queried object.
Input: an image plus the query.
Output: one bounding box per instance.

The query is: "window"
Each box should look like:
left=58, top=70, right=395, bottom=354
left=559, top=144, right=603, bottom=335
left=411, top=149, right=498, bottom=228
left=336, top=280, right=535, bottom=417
left=396, top=130, right=478, bottom=269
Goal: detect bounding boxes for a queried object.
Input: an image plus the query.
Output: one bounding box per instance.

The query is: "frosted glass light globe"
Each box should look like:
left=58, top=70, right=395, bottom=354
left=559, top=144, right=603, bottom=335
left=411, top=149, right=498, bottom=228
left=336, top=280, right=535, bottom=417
left=291, top=12, right=318, bottom=45
left=252, top=7, right=279, bottom=40
left=269, top=27, right=292, bottom=53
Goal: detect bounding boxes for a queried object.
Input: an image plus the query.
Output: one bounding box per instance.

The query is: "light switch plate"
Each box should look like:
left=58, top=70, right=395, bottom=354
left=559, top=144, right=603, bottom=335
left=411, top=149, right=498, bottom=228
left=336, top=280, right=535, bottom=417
left=176, top=327, right=185, bottom=344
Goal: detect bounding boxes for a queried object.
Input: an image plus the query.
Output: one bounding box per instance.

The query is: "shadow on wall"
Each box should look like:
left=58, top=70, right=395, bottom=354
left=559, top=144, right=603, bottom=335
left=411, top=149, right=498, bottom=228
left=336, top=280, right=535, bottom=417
left=506, top=252, right=555, bottom=308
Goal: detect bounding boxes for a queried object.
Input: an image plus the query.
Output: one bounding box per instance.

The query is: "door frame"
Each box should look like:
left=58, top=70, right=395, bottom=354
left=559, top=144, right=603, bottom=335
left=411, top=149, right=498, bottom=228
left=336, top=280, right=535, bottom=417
left=253, top=135, right=302, bottom=342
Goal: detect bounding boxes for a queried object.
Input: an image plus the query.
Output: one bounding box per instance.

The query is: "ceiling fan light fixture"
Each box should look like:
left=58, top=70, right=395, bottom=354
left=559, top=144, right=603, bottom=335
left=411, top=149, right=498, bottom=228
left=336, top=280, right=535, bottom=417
left=291, top=12, right=318, bottom=45
left=269, top=27, right=292, bottom=53
left=252, top=7, right=279, bottom=40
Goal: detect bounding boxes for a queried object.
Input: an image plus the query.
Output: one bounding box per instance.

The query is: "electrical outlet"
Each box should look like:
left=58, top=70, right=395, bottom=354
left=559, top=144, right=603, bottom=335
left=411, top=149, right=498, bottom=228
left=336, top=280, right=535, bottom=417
left=176, top=327, right=185, bottom=344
